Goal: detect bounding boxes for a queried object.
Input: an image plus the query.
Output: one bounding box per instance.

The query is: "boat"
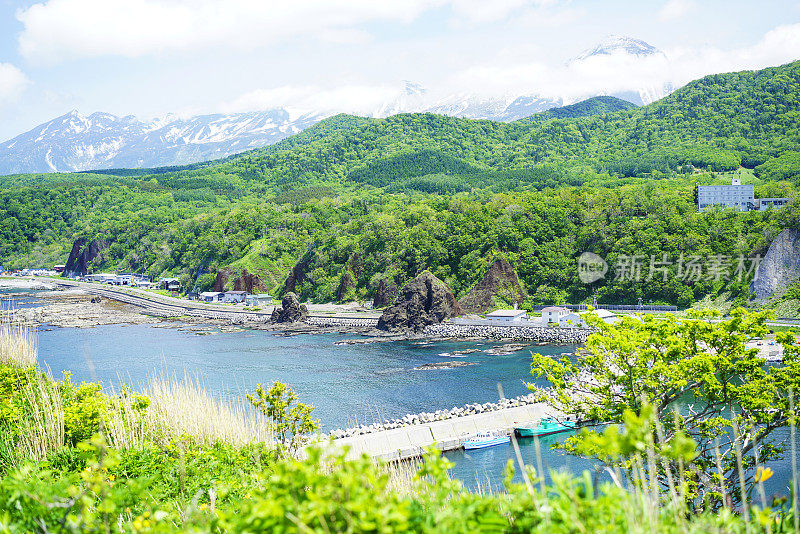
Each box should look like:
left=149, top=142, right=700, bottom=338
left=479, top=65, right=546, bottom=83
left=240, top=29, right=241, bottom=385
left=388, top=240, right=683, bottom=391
left=514, top=417, right=574, bottom=439
left=462, top=431, right=510, bottom=450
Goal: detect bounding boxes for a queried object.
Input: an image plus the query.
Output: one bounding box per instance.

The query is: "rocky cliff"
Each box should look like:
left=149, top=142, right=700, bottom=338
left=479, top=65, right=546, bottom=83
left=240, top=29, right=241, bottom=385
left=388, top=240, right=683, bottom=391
left=458, top=256, right=526, bottom=314
left=213, top=268, right=267, bottom=293
left=63, top=238, right=109, bottom=276
left=751, top=229, right=800, bottom=299
left=377, top=271, right=462, bottom=332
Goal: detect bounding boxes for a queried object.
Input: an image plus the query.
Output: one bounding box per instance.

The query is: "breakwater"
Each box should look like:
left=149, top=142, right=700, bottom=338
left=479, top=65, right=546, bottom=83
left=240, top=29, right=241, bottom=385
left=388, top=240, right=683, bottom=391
left=328, top=393, right=543, bottom=439
left=306, top=316, right=379, bottom=328
left=424, top=323, right=590, bottom=343
left=329, top=400, right=551, bottom=460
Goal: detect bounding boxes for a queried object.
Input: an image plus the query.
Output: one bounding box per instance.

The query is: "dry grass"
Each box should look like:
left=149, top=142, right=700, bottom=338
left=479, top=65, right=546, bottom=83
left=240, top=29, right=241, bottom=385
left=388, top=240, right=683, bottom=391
left=0, top=323, right=37, bottom=368
left=13, top=373, right=65, bottom=463
left=0, top=322, right=274, bottom=462
left=142, top=373, right=274, bottom=447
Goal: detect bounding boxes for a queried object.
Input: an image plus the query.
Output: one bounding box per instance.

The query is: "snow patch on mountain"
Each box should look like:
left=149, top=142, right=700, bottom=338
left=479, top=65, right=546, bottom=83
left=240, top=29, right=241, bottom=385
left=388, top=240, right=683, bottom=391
left=0, top=35, right=681, bottom=174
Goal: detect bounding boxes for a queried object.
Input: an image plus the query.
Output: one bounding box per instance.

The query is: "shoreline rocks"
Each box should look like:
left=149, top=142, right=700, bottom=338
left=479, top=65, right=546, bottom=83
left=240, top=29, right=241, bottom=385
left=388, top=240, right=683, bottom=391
left=424, top=323, right=589, bottom=343
left=270, top=292, right=308, bottom=323
left=413, top=361, right=477, bottom=370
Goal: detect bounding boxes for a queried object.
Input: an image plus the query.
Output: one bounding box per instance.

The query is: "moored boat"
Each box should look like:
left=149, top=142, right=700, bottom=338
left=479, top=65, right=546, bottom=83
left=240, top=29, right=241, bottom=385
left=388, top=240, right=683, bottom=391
left=514, top=417, right=574, bottom=438
left=463, top=431, right=510, bottom=450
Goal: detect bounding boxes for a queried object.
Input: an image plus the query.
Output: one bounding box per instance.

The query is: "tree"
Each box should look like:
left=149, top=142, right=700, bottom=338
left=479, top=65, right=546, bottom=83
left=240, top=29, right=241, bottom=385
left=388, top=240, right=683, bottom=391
left=247, top=381, right=319, bottom=458
left=528, top=308, right=800, bottom=508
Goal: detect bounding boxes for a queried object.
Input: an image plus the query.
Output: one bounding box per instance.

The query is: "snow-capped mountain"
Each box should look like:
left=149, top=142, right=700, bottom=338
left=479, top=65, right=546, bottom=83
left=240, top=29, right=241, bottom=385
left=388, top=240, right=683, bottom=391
left=573, top=34, right=664, bottom=61
left=427, top=94, right=563, bottom=122
left=569, top=34, right=674, bottom=105
left=0, top=109, right=324, bottom=174
left=0, top=35, right=680, bottom=174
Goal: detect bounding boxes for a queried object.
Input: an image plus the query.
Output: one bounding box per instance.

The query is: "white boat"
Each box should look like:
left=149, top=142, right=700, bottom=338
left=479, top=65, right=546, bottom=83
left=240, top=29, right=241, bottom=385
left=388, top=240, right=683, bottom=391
left=463, top=431, right=510, bottom=450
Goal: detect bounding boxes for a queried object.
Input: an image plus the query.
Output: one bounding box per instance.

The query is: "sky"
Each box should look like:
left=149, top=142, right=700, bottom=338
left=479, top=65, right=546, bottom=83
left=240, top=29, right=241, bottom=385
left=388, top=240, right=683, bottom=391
left=0, top=0, right=799, bottom=140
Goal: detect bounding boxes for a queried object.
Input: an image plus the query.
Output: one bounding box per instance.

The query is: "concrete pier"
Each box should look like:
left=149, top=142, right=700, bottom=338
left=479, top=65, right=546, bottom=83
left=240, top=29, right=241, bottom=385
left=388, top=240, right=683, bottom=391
left=331, top=403, right=548, bottom=461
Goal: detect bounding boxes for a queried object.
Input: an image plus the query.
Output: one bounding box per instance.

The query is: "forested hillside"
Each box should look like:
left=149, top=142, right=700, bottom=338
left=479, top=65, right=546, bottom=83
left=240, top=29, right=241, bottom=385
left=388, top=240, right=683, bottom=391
left=2, top=61, right=800, bottom=307
left=516, top=96, right=637, bottom=123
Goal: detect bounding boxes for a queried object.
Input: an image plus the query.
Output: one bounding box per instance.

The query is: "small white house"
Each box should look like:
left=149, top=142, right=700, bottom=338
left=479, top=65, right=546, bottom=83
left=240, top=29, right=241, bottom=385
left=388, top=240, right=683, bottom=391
left=541, top=306, right=569, bottom=326
left=486, top=309, right=529, bottom=323
left=558, top=308, right=620, bottom=328
left=200, top=291, right=223, bottom=302
left=245, top=293, right=272, bottom=307
left=87, top=273, right=117, bottom=284
left=221, top=291, right=248, bottom=303
left=591, top=309, right=620, bottom=325
left=558, top=312, right=584, bottom=328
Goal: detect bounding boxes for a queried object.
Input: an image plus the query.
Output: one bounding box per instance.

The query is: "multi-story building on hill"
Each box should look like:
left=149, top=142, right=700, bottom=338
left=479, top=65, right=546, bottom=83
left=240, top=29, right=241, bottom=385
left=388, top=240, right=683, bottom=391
left=697, top=177, right=790, bottom=212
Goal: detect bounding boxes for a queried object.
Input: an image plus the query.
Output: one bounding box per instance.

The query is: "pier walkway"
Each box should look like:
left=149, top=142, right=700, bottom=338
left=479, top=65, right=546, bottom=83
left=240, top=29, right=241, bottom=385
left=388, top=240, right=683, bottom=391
left=331, top=403, right=548, bottom=461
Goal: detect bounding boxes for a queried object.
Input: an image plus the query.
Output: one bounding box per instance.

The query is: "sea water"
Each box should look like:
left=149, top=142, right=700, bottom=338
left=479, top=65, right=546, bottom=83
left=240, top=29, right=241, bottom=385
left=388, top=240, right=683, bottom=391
left=4, top=291, right=796, bottom=495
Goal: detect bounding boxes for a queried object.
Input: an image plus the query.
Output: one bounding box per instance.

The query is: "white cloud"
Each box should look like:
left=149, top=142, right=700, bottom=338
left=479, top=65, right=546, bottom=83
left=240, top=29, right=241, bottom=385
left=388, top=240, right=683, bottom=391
left=658, top=0, right=695, bottom=21
left=449, top=22, right=800, bottom=104
left=16, top=0, right=439, bottom=63
left=16, top=0, right=564, bottom=63
left=222, top=84, right=404, bottom=116
left=448, top=0, right=543, bottom=25
left=0, top=64, right=29, bottom=104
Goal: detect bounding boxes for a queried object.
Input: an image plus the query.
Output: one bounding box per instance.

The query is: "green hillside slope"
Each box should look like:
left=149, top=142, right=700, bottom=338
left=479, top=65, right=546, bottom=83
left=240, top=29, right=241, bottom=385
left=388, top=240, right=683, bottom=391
left=517, top=96, right=637, bottom=123
left=2, top=61, right=800, bottom=307
left=146, top=61, right=800, bottom=191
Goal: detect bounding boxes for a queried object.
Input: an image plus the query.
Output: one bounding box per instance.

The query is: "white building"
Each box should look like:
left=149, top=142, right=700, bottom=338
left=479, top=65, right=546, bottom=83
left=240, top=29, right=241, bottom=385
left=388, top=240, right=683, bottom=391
left=756, top=197, right=791, bottom=210
left=558, top=308, right=620, bottom=328
left=541, top=306, right=569, bottom=325
left=200, top=291, right=223, bottom=302
left=486, top=309, right=528, bottom=323
left=245, top=294, right=273, bottom=307
left=558, top=312, right=584, bottom=328
left=697, top=178, right=754, bottom=211
left=697, top=177, right=791, bottom=212
left=221, top=291, right=248, bottom=303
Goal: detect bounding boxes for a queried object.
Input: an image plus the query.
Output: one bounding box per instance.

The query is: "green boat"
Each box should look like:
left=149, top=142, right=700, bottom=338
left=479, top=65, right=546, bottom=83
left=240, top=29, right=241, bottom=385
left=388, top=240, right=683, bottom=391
left=514, top=418, right=574, bottom=438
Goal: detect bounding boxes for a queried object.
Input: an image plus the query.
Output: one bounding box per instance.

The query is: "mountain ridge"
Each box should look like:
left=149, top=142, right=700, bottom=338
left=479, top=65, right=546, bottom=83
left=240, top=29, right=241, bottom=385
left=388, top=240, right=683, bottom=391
left=0, top=35, right=675, bottom=175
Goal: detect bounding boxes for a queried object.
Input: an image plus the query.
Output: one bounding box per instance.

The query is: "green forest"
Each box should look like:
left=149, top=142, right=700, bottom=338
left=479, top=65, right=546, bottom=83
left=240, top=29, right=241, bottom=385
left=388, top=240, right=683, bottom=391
left=2, top=61, right=800, bottom=308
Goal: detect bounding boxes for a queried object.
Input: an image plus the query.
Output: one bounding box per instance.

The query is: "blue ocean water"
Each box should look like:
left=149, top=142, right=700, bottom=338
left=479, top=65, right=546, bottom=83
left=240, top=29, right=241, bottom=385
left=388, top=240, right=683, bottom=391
left=4, top=291, right=796, bottom=496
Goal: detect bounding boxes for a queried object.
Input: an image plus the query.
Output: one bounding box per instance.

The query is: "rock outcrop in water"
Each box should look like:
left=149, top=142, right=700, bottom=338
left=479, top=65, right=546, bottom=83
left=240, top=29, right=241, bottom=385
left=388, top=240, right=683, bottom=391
left=377, top=271, right=462, bottom=332
left=270, top=292, right=308, bottom=323
left=458, top=256, right=526, bottom=314
left=63, top=238, right=109, bottom=277
left=751, top=229, right=800, bottom=299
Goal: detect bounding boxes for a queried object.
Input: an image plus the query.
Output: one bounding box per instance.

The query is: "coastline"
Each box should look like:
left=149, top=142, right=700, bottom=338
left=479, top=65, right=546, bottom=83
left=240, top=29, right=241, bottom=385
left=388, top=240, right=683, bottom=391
left=0, top=277, right=588, bottom=343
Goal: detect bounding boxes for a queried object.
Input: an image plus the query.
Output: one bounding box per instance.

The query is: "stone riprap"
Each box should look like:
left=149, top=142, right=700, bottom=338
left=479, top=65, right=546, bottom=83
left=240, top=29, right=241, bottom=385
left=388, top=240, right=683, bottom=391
left=327, top=393, right=544, bottom=439
left=423, top=323, right=589, bottom=343
left=306, top=316, right=379, bottom=328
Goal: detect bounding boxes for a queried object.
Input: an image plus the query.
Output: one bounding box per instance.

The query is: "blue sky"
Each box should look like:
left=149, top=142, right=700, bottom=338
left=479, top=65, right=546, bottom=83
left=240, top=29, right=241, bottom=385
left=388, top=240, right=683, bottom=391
left=0, top=0, right=799, bottom=139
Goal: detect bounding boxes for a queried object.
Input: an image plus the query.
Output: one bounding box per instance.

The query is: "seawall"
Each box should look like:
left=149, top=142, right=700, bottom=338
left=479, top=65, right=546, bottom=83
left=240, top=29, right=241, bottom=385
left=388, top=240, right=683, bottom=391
left=424, top=323, right=590, bottom=343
